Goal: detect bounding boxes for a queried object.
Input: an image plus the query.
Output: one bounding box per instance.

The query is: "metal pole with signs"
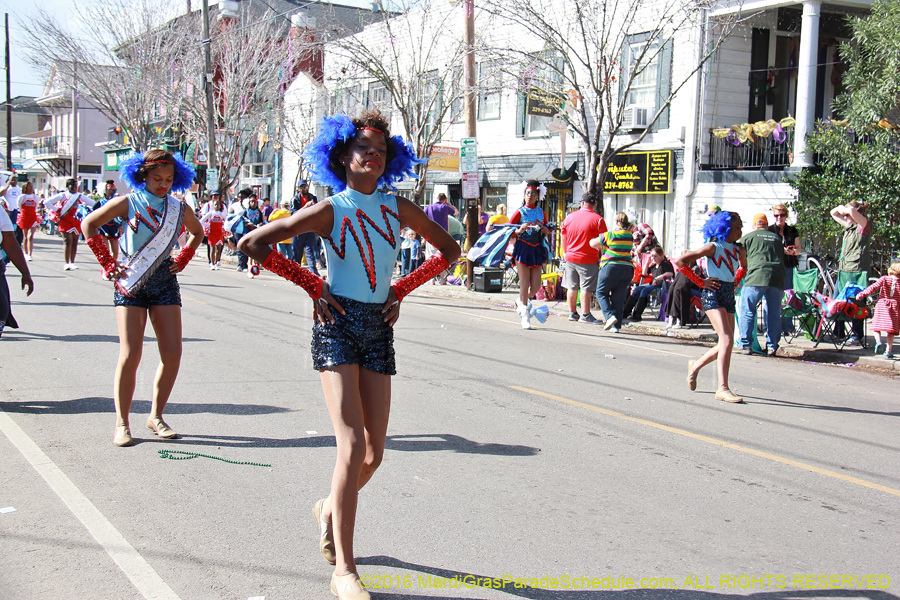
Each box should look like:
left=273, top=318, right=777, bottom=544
left=460, top=137, right=480, bottom=289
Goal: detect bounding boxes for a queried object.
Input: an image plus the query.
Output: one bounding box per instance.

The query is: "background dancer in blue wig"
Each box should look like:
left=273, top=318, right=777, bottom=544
left=239, top=110, right=460, bottom=600
left=674, top=211, right=747, bottom=403
left=82, top=149, right=203, bottom=447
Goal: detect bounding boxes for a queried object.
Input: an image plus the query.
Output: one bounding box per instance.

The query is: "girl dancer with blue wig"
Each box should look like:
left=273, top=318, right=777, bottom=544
left=239, top=110, right=460, bottom=600
left=674, top=211, right=747, bottom=403
left=82, top=149, right=204, bottom=446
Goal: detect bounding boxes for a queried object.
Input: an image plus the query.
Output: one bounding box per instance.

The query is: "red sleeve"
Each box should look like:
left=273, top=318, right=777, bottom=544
left=598, top=217, right=608, bottom=235
left=509, top=210, right=522, bottom=225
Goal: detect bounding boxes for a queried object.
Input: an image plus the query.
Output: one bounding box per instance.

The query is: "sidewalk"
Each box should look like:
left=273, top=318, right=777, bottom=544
left=409, top=280, right=900, bottom=373
left=212, top=247, right=898, bottom=372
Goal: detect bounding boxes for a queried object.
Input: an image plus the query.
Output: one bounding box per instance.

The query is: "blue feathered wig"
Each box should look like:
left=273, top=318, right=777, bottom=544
left=702, top=210, right=739, bottom=242
left=120, top=149, right=196, bottom=194
left=303, top=111, right=426, bottom=193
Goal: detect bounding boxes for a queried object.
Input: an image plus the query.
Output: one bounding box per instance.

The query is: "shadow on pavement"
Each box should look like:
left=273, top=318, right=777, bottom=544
left=163, top=432, right=540, bottom=454
left=2, top=331, right=209, bottom=343
left=0, top=397, right=292, bottom=416
left=358, top=556, right=898, bottom=600
left=386, top=433, right=539, bottom=456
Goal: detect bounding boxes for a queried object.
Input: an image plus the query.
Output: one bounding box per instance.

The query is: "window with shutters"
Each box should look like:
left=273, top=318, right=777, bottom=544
left=620, top=34, right=672, bottom=131
left=477, top=61, right=502, bottom=120
left=367, top=81, right=392, bottom=124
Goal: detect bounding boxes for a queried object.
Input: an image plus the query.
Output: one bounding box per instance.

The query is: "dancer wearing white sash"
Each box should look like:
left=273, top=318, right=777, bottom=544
left=46, top=178, right=92, bottom=270
left=82, top=149, right=203, bottom=447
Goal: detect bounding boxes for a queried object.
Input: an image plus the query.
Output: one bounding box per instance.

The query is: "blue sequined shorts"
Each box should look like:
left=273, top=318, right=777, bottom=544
left=114, top=259, right=182, bottom=308
left=311, top=295, right=396, bottom=375
left=701, top=281, right=736, bottom=313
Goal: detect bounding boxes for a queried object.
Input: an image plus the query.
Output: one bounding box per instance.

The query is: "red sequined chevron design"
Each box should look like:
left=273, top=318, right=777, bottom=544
left=708, top=245, right=741, bottom=275
left=327, top=205, right=400, bottom=292
left=128, top=205, right=163, bottom=234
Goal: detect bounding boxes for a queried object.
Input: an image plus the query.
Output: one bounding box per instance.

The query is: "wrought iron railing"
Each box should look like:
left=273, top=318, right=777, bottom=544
left=32, top=136, right=74, bottom=158
left=705, top=128, right=795, bottom=170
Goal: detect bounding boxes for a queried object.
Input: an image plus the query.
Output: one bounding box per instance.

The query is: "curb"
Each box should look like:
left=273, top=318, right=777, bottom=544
left=413, top=286, right=900, bottom=374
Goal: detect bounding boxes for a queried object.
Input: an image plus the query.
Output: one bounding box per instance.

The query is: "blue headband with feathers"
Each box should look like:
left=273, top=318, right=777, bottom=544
left=702, top=210, right=734, bottom=242
left=120, top=152, right=196, bottom=194
left=303, top=114, right=426, bottom=192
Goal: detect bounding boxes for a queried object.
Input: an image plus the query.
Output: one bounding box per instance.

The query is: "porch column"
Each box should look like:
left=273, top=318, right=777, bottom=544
left=791, top=0, right=821, bottom=168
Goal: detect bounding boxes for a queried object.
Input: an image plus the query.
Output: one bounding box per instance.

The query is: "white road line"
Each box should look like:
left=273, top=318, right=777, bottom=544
left=0, top=408, right=180, bottom=600
left=415, top=300, right=694, bottom=357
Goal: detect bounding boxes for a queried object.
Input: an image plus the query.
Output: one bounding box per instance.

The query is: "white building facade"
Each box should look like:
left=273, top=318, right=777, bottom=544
left=282, top=0, right=873, bottom=255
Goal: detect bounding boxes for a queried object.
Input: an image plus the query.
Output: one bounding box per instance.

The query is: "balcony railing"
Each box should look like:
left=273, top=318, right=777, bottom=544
left=32, top=136, right=74, bottom=158
left=705, top=128, right=795, bottom=170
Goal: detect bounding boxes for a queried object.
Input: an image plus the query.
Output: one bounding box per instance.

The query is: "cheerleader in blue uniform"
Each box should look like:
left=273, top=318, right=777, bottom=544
left=509, top=179, right=551, bottom=329
left=83, top=149, right=204, bottom=447
left=239, top=110, right=460, bottom=600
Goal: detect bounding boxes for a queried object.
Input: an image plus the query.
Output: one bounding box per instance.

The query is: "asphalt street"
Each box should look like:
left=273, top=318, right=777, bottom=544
left=1, top=234, right=898, bottom=600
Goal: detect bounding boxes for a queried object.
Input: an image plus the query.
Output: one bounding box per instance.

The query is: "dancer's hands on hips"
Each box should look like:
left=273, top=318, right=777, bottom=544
left=381, top=287, right=400, bottom=326
left=313, top=282, right=345, bottom=325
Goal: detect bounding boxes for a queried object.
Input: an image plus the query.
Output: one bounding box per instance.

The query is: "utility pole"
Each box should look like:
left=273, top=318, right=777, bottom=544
left=71, top=61, right=78, bottom=182
left=5, top=13, right=12, bottom=171
left=201, top=0, right=218, bottom=193
left=462, top=0, right=478, bottom=290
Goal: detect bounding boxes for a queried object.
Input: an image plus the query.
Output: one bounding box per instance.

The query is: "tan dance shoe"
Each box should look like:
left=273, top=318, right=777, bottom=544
left=686, top=360, right=697, bottom=391
left=114, top=425, right=133, bottom=447
left=313, top=498, right=336, bottom=565
left=331, top=572, right=370, bottom=600
left=146, top=416, right=178, bottom=439
left=715, top=388, right=744, bottom=403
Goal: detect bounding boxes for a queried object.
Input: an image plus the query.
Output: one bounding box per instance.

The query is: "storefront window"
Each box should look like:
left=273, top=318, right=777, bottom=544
left=483, top=187, right=507, bottom=213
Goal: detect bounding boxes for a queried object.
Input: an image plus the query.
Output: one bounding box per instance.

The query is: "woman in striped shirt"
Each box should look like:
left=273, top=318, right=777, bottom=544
left=590, top=212, right=635, bottom=332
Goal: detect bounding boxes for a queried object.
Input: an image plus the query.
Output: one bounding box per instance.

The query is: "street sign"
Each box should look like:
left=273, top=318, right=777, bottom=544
left=462, top=172, right=480, bottom=199
left=206, top=168, right=219, bottom=192
left=460, top=138, right=477, bottom=173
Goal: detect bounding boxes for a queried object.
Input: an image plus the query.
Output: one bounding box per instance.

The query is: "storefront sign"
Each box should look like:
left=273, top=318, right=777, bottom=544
left=603, top=151, right=672, bottom=194
left=427, top=145, right=460, bottom=172
left=525, top=89, right=565, bottom=117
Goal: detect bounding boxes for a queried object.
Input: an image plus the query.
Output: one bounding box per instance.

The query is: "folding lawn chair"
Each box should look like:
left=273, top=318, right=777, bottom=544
left=809, top=292, right=869, bottom=351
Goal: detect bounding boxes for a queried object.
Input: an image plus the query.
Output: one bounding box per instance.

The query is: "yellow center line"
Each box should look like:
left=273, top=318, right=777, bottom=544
left=182, top=295, right=208, bottom=305
left=510, top=385, right=900, bottom=498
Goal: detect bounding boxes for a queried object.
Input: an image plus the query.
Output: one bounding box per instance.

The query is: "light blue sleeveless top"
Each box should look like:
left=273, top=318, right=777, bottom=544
left=706, top=240, right=739, bottom=282
left=121, top=191, right=182, bottom=257
left=323, top=189, right=401, bottom=303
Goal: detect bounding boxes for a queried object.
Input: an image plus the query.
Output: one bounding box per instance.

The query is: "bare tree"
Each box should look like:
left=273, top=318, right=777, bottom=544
left=481, top=0, right=738, bottom=195
left=20, top=0, right=193, bottom=153
left=325, top=0, right=488, bottom=202
left=176, top=6, right=292, bottom=195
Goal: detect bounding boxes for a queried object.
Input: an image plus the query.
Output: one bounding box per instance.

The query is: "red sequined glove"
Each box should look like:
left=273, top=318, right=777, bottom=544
left=678, top=265, right=705, bottom=288
left=86, top=235, right=116, bottom=277
left=392, top=254, right=451, bottom=303
left=262, top=249, right=324, bottom=299
left=172, top=246, right=195, bottom=272
left=734, top=267, right=746, bottom=286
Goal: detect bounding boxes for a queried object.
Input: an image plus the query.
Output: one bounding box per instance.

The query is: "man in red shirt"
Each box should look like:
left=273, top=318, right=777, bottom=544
left=560, top=193, right=607, bottom=323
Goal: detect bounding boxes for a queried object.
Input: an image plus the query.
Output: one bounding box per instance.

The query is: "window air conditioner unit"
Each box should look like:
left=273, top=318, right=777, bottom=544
left=623, top=106, right=649, bottom=130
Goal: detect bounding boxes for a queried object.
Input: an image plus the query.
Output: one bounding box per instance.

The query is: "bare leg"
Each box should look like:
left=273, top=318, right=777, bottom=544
left=114, top=306, right=148, bottom=427
left=23, top=228, right=34, bottom=256
left=689, top=308, right=736, bottom=391
left=567, top=289, right=578, bottom=314
left=516, top=263, right=531, bottom=304
left=581, top=290, right=593, bottom=316
left=886, top=333, right=895, bottom=354
left=319, top=365, right=391, bottom=579
left=528, top=267, right=542, bottom=299
left=147, top=304, right=183, bottom=417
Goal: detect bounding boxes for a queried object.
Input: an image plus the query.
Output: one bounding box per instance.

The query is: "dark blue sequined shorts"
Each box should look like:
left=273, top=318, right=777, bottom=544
left=114, top=259, right=182, bottom=308
left=701, top=281, right=736, bottom=314
left=312, top=295, right=396, bottom=375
